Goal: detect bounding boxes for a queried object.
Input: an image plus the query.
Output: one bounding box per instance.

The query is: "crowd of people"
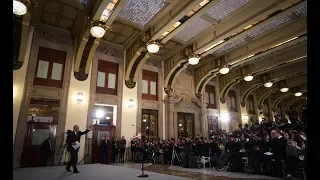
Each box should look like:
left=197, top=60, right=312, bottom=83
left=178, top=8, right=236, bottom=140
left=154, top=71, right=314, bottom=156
left=124, top=114, right=307, bottom=179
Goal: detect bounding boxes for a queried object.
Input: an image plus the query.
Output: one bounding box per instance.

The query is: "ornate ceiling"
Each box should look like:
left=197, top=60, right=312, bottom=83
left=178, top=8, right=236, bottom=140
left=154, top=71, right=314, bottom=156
left=18, top=0, right=307, bottom=108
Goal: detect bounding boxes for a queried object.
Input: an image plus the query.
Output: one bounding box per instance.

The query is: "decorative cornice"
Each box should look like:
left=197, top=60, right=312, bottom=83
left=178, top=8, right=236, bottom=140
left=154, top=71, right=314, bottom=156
left=13, top=15, right=23, bottom=70
left=34, top=27, right=73, bottom=46
left=125, top=79, right=136, bottom=89
left=164, top=87, right=174, bottom=96
left=96, top=42, right=124, bottom=59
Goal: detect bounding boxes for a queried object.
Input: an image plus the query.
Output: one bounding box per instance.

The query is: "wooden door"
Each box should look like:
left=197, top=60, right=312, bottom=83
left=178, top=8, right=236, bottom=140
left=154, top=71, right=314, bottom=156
left=20, top=120, right=57, bottom=167
left=91, top=124, right=115, bottom=163
left=177, top=112, right=195, bottom=139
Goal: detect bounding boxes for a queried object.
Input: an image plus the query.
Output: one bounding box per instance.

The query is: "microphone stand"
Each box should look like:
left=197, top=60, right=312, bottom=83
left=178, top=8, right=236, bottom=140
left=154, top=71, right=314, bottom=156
left=132, top=124, right=149, bottom=178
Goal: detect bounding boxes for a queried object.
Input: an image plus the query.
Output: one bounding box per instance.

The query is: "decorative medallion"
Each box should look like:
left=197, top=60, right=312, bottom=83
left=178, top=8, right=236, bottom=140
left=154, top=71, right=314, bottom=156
left=74, top=36, right=95, bottom=81
left=220, top=97, right=225, bottom=104
left=13, top=15, right=23, bottom=70
left=240, top=101, right=246, bottom=107
left=125, top=79, right=136, bottom=89
left=257, top=105, right=262, bottom=110
left=164, top=87, right=174, bottom=96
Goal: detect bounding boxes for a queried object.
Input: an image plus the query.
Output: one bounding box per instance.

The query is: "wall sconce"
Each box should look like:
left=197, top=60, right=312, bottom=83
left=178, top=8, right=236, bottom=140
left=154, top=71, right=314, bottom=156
left=128, top=98, right=135, bottom=108
left=243, top=115, right=249, bottom=121
left=76, top=92, right=83, bottom=104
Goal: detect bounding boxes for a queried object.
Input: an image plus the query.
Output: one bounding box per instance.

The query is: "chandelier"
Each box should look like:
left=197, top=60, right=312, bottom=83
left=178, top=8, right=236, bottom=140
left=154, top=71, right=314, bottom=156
left=188, top=54, right=200, bottom=65
left=146, top=40, right=161, bottom=53
left=219, top=66, right=230, bottom=74
left=244, top=75, right=253, bottom=81
left=264, top=81, right=273, bottom=88
left=13, top=0, right=37, bottom=16
left=280, top=87, right=289, bottom=92
left=90, top=21, right=110, bottom=38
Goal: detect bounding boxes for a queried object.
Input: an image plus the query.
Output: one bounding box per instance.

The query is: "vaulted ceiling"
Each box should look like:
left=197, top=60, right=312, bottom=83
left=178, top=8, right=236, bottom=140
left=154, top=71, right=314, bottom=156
left=17, top=0, right=307, bottom=109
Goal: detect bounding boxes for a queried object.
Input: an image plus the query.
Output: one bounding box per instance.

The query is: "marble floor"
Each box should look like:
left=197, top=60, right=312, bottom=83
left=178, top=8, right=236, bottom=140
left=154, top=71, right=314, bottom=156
left=13, top=164, right=190, bottom=180
left=143, top=164, right=281, bottom=180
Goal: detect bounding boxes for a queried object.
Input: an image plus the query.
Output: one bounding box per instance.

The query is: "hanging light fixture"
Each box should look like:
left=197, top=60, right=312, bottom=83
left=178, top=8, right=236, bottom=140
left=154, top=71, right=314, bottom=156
left=280, top=87, right=289, bottom=92
left=219, top=66, right=230, bottom=74
left=90, top=21, right=110, bottom=38
left=188, top=54, right=200, bottom=65
left=264, top=81, right=273, bottom=87
left=146, top=40, right=161, bottom=53
left=244, top=75, right=254, bottom=81
left=13, top=0, right=30, bottom=16
left=294, top=92, right=302, bottom=97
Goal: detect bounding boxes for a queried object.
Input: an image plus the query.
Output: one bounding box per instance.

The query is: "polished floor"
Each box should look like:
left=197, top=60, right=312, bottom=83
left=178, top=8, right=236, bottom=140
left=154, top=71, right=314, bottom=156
left=13, top=162, right=282, bottom=180
left=13, top=164, right=190, bottom=180
left=144, top=164, right=280, bottom=180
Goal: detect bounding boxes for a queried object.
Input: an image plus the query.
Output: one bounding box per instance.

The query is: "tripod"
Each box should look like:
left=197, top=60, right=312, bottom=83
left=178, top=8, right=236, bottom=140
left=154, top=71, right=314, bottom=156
left=78, top=139, right=91, bottom=164
left=171, top=148, right=181, bottom=166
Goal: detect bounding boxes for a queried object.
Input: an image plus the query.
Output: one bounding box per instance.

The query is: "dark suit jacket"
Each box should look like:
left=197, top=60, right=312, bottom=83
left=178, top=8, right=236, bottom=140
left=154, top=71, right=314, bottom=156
left=66, top=129, right=90, bottom=151
left=101, top=139, right=111, bottom=152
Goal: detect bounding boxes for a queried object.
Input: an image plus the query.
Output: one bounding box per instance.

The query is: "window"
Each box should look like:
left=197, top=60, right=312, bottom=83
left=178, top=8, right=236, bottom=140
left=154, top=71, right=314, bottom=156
left=247, top=95, right=255, bottom=115
left=96, top=60, right=118, bottom=95
left=177, top=112, right=194, bottom=139
left=33, top=47, right=66, bottom=88
left=205, top=85, right=217, bottom=109
left=208, top=116, right=218, bottom=136
left=228, top=90, right=237, bottom=112
left=142, top=70, right=158, bottom=101
left=141, top=109, right=158, bottom=138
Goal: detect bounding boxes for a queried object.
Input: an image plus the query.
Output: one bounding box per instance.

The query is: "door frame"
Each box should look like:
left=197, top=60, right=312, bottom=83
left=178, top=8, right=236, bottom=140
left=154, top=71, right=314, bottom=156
left=177, top=112, right=195, bottom=139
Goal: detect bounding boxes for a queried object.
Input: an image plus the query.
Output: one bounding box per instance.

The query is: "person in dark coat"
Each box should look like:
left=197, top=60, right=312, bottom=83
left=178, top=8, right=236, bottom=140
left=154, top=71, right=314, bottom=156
left=65, top=125, right=91, bottom=173
left=119, top=136, right=126, bottom=162
left=101, top=134, right=110, bottom=164
left=40, top=137, right=52, bottom=166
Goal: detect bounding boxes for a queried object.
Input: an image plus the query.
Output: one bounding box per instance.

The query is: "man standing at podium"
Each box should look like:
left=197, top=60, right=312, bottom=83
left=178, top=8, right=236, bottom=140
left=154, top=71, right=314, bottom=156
left=65, top=125, right=91, bottom=173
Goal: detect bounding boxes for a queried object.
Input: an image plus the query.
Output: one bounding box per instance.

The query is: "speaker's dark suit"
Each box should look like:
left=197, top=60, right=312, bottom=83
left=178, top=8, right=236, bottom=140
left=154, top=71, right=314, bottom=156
left=101, top=139, right=110, bottom=164
left=66, top=129, right=90, bottom=172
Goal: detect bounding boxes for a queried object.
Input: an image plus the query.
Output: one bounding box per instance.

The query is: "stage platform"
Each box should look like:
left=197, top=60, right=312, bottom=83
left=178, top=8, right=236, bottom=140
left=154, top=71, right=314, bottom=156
left=13, top=163, right=190, bottom=180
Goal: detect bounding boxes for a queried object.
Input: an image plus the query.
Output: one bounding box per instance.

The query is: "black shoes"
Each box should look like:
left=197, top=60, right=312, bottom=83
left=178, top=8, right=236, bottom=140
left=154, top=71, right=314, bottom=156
left=73, top=171, right=79, bottom=173
left=65, top=168, right=71, bottom=172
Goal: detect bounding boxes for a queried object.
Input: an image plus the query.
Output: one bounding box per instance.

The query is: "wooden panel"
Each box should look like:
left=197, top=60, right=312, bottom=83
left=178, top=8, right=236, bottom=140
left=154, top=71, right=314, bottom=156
left=247, top=95, right=256, bottom=115
left=96, top=60, right=119, bottom=95
left=33, top=47, right=66, bottom=88
left=91, top=125, right=116, bottom=163
left=228, top=90, right=237, bottom=112
left=142, top=70, right=158, bottom=101
left=205, top=85, right=217, bottom=109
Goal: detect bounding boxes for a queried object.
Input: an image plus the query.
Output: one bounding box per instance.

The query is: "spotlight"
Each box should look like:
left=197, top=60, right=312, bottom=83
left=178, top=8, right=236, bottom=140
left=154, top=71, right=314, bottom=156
left=90, top=22, right=110, bottom=38
left=95, top=110, right=104, bottom=119
left=146, top=40, right=160, bottom=53
left=294, top=92, right=302, bottom=97
left=219, top=66, right=230, bottom=74
left=264, top=81, right=273, bottom=87
left=280, top=88, right=289, bottom=92
left=244, top=75, right=253, bottom=81
left=188, top=54, right=200, bottom=65
left=13, top=0, right=29, bottom=16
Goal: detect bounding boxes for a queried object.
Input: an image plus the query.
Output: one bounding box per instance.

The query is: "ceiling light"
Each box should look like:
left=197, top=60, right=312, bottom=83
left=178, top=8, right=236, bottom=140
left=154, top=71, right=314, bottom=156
left=13, top=0, right=29, bottom=16
left=294, top=92, right=302, bottom=97
left=264, top=81, right=273, bottom=88
left=244, top=75, right=253, bottom=81
left=146, top=40, right=161, bottom=53
left=188, top=54, right=200, bottom=65
left=280, top=88, right=289, bottom=92
left=90, top=22, right=109, bottom=38
left=106, top=116, right=110, bottom=120
left=219, top=66, right=230, bottom=74
left=179, top=123, right=182, bottom=127
left=143, top=119, right=147, bottom=122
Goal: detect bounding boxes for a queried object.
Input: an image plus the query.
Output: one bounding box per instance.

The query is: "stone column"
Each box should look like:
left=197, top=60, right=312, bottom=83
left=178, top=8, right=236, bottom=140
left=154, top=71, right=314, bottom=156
left=200, top=106, right=208, bottom=138
left=165, top=97, right=175, bottom=139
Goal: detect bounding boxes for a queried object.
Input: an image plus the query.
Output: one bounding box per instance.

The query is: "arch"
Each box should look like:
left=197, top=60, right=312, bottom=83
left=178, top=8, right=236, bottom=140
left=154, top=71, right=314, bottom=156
left=124, top=47, right=149, bottom=88
left=285, top=97, right=305, bottom=112
left=164, top=59, right=188, bottom=94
